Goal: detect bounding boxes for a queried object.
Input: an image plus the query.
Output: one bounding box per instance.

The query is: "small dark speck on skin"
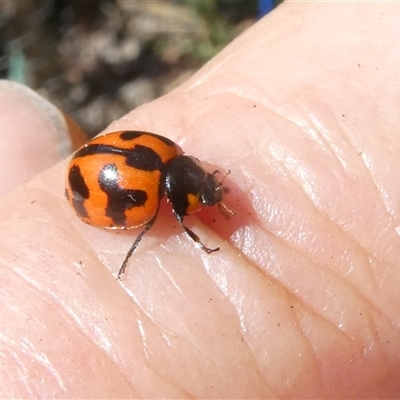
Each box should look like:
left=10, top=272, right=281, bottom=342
left=212, top=219, right=216, bottom=223
left=253, top=104, right=257, bottom=108
left=277, top=322, right=280, bottom=327
left=290, top=305, right=294, bottom=308
left=31, top=200, right=36, bottom=204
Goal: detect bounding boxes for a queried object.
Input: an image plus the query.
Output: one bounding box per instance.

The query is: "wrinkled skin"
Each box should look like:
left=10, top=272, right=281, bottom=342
left=1, top=2, right=400, bottom=398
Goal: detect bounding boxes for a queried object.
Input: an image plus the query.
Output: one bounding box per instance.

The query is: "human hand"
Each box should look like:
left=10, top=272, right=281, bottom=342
left=1, top=2, right=400, bottom=397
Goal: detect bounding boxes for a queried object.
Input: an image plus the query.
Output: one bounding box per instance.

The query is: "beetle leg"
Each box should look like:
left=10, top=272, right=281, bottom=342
left=117, top=206, right=160, bottom=280
left=213, top=169, right=231, bottom=185
left=176, top=214, right=220, bottom=254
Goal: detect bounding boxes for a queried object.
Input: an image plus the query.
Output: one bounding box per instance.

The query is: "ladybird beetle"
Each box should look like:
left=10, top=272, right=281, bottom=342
left=65, top=130, right=234, bottom=279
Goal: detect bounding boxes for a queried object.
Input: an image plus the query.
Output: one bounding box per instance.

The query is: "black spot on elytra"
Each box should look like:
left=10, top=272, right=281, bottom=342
left=98, top=163, right=147, bottom=226
left=74, top=144, right=124, bottom=158
left=119, top=131, right=144, bottom=141
left=68, top=165, right=89, bottom=218
left=119, top=131, right=177, bottom=147
left=124, top=144, right=164, bottom=171
left=74, top=144, right=164, bottom=172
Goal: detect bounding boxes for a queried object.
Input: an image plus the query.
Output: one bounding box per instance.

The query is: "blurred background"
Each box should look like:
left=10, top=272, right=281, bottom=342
left=0, top=0, right=278, bottom=137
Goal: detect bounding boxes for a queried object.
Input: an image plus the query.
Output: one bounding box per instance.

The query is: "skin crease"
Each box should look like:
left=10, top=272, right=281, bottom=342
left=1, top=1, right=400, bottom=398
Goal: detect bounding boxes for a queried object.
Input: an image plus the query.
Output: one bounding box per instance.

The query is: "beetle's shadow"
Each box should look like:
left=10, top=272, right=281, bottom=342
left=194, top=174, right=259, bottom=248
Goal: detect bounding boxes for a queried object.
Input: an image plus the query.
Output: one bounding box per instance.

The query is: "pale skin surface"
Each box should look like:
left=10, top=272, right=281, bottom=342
left=1, top=2, right=400, bottom=398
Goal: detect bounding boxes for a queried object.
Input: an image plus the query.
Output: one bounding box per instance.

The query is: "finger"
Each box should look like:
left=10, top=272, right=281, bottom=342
left=0, top=80, right=86, bottom=197
left=1, top=2, right=400, bottom=398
